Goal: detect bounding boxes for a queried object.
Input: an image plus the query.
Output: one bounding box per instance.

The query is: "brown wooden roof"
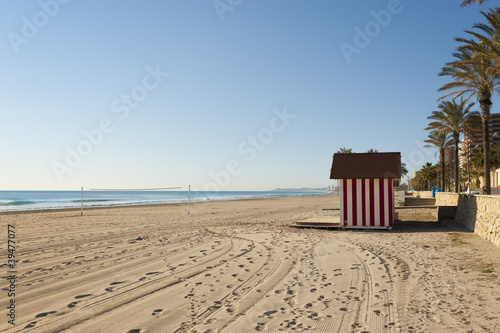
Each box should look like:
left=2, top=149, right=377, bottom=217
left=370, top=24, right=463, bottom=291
left=330, top=152, right=401, bottom=179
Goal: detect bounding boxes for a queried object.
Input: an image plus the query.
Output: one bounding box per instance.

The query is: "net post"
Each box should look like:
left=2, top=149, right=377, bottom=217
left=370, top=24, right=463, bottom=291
left=81, top=187, right=83, bottom=216
left=188, top=185, right=191, bottom=215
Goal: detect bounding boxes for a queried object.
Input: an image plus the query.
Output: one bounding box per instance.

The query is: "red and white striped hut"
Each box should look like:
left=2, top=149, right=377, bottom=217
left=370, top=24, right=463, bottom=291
left=330, top=152, right=401, bottom=229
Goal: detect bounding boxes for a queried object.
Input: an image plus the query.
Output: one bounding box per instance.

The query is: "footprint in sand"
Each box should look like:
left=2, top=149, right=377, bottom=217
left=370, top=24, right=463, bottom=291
left=127, top=329, right=142, bottom=333
left=24, top=321, right=37, bottom=328
left=255, top=322, right=267, bottom=331
left=308, top=312, right=323, bottom=320
left=35, top=311, right=56, bottom=318
left=109, top=281, right=124, bottom=286
left=67, top=302, right=78, bottom=308
left=264, top=310, right=278, bottom=318
left=75, top=294, right=92, bottom=299
left=151, top=309, right=163, bottom=316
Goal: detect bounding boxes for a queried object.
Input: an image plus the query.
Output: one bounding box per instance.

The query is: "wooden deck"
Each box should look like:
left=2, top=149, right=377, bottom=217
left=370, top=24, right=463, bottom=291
left=290, top=216, right=341, bottom=229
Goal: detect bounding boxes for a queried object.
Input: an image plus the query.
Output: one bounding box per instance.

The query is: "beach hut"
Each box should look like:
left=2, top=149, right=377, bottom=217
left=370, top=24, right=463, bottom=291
left=330, top=152, right=401, bottom=229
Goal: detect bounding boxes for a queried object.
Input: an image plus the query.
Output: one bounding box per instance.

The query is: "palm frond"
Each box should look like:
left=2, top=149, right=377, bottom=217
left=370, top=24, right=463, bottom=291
left=459, top=0, right=489, bottom=8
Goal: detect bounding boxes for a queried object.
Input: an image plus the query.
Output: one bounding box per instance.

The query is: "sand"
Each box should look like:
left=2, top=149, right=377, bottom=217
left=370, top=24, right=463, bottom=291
left=1, top=195, right=499, bottom=333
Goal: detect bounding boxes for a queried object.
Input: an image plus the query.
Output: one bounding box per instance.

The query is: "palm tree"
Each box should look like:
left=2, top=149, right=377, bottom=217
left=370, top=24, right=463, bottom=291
left=401, top=162, right=408, bottom=178
left=337, top=147, right=353, bottom=154
left=412, top=171, right=424, bottom=191
left=460, top=9, right=500, bottom=74
left=437, top=46, right=498, bottom=194
left=452, top=8, right=500, bottom=194
left=471, top=143, right=500, bottom=187
left=426, top=99, right=479, bottom=192
left=445, top=163, right=454, bottom=191
left=420, top=162, right=438, bottom=190
left=424, top=131, right=453, bottom=191
left=459, top=0, right=489, bottom=7
left=366, top=148, right=378, bottom=153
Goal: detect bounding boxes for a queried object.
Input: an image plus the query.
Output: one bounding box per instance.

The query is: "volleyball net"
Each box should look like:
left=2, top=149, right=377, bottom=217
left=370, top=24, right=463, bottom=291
left=88, top=187, right=182, bottom=191
left=79, top=185, right=192, bottom=216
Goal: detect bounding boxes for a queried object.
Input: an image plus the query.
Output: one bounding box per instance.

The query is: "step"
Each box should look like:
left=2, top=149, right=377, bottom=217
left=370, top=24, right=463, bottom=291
left=404, top=198, right=436, bottom=206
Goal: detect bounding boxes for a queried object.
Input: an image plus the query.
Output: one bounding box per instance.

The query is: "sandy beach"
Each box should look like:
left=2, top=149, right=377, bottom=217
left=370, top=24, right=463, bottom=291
left=1, top=195, right=499, bottom=332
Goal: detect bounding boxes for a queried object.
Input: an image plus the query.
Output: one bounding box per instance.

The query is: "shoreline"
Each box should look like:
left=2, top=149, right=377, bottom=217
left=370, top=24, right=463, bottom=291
left=0, top=193, right=336, bottom=216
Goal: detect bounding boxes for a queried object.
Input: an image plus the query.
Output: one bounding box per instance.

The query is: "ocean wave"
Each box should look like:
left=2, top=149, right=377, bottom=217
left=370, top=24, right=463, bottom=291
left=0, top=190, right=331, bottom=212
left=0, top=200, right=35, bottom=206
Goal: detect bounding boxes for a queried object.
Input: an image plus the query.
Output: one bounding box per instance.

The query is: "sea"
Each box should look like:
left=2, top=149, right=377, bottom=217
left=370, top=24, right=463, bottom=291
left=0, top=190, right=332, bottom=212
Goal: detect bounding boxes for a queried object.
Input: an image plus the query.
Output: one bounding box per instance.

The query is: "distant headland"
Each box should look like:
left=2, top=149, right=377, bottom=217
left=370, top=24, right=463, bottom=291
left=270, top=188, right=329, bottom=192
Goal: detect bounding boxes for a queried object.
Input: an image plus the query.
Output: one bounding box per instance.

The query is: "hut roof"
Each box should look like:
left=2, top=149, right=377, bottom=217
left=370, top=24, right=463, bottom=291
left=330, top=152, right=401, bottom=179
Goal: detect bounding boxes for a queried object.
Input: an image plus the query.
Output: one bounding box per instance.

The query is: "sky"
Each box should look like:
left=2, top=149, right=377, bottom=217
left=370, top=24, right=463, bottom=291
left=0, top=0, right=496, bottom=191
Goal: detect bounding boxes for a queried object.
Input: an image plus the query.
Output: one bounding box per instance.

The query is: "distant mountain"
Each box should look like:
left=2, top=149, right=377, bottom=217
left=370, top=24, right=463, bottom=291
left=270, top=188, right=329, bottom=192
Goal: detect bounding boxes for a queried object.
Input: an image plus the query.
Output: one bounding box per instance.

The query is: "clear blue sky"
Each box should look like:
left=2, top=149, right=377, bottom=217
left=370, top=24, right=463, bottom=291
left=0, top=1, right=495, bottom=190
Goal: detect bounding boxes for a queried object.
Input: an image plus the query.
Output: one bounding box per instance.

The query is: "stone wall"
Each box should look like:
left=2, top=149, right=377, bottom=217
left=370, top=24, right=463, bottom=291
left=436, top=192, right=500, bottom=247
left=435, top=192, right=459, bottom=206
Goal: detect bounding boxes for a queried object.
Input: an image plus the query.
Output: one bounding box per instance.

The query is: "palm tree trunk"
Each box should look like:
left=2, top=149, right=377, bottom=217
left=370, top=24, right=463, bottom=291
left=454, top=132, right=459, bottom=193
left=480, top=94, right=492, bottom=195
left=441, top=149, right=445, bottom=191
